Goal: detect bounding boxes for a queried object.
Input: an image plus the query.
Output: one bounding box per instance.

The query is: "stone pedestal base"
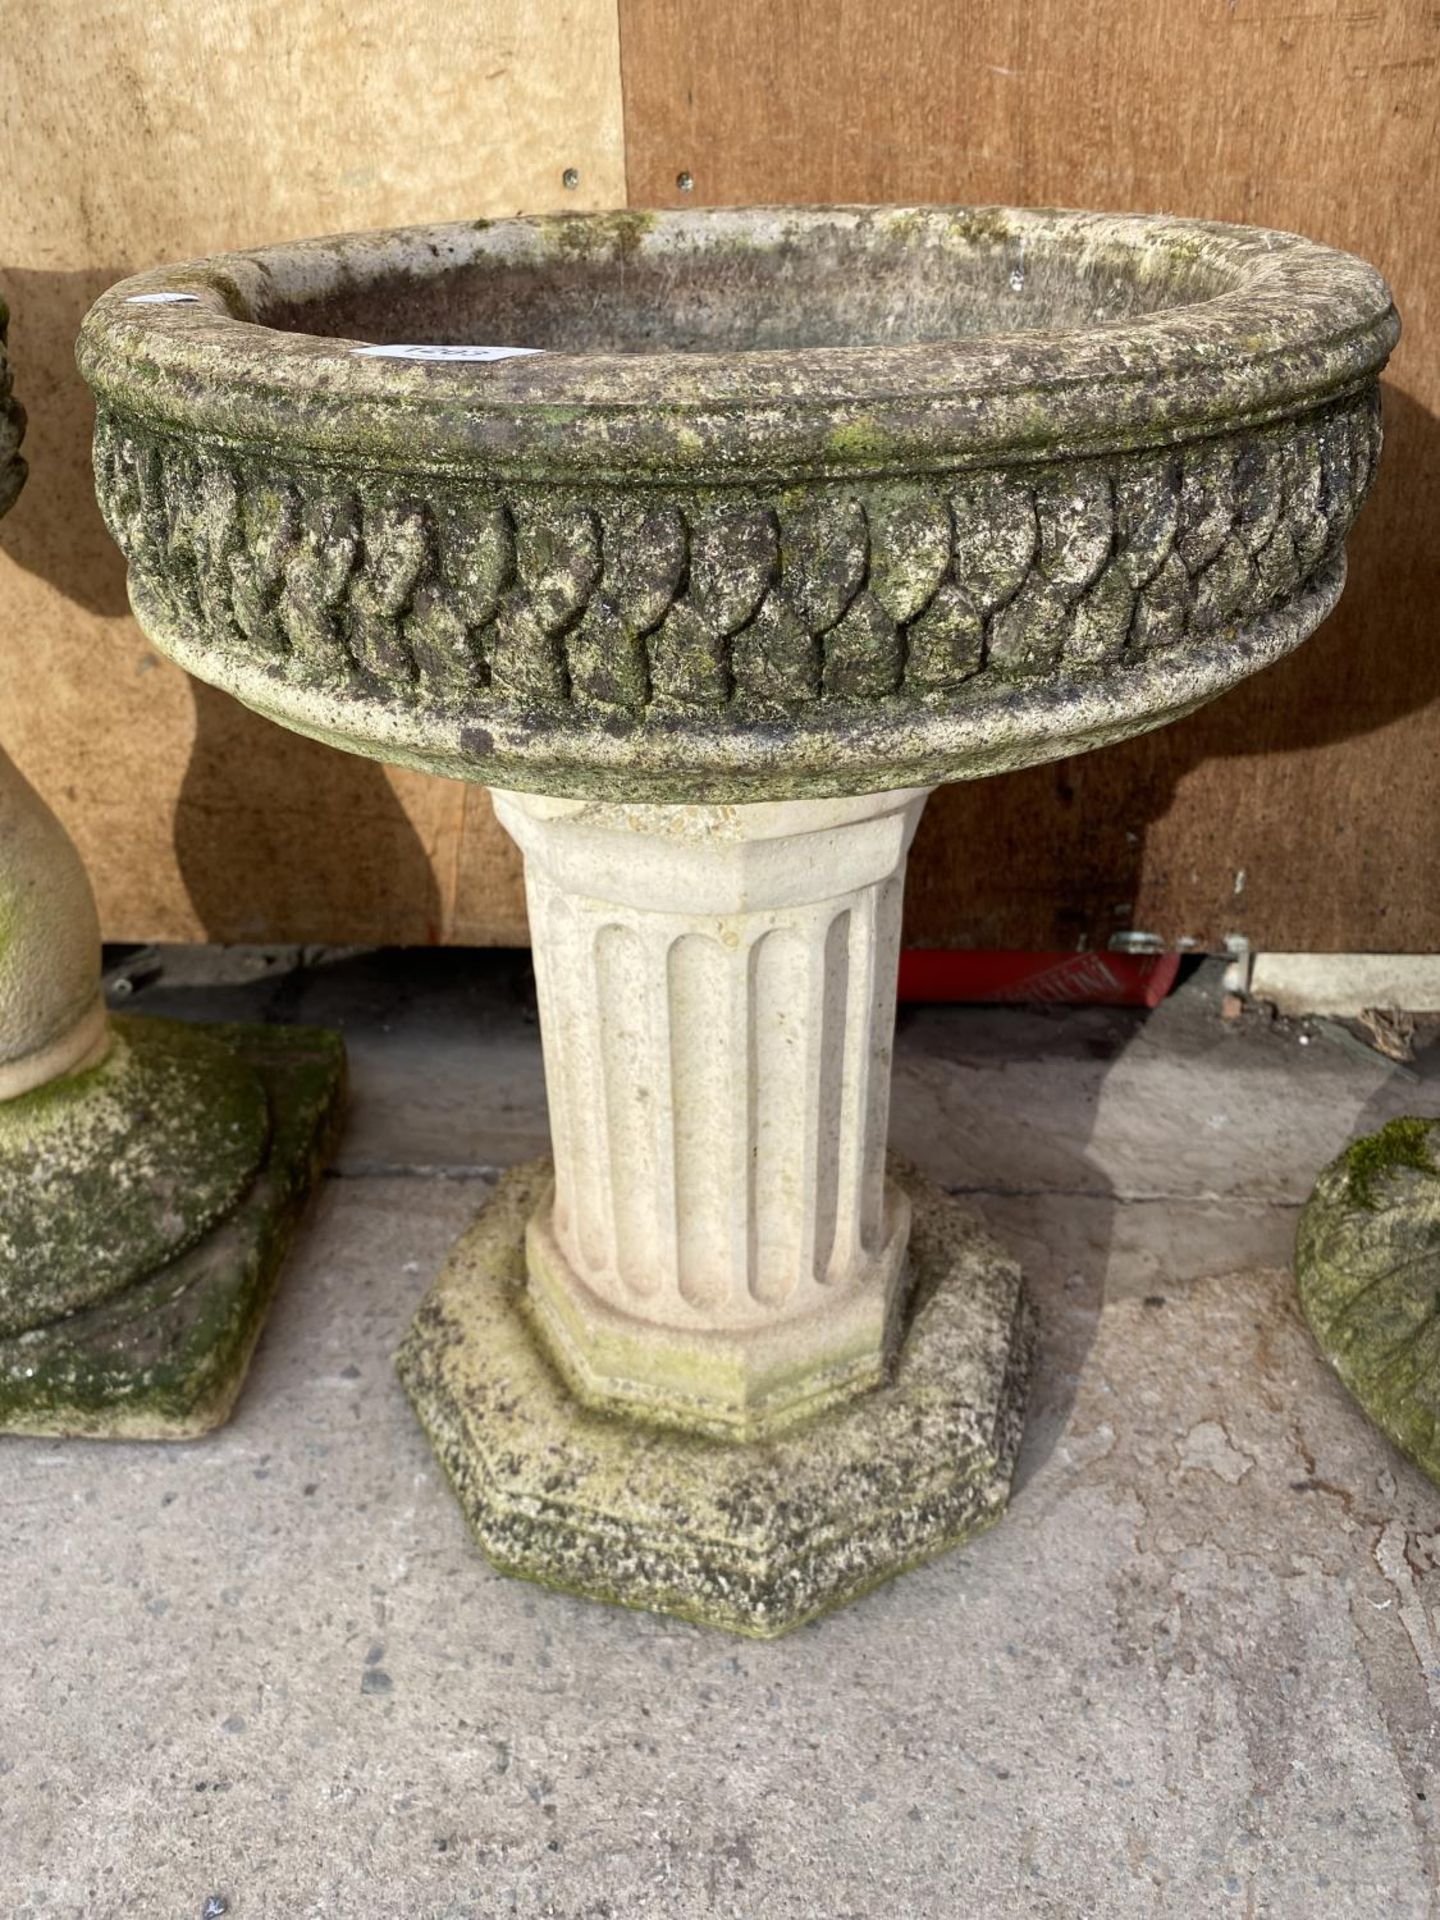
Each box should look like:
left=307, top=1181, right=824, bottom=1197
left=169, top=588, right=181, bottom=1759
left=522, top=1178, right=912, bottom=1441
left=0, top=1017, right=345, bottom=1438
left=397, top=1157, right=1033, bottom=1638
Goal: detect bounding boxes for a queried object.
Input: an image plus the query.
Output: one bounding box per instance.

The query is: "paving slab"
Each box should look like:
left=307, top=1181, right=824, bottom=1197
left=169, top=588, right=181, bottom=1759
left=2, top=950, right=1437, bottom=1918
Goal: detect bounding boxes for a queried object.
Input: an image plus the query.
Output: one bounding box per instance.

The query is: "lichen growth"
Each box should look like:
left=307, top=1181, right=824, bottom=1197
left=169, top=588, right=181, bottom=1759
left=1295, top=1116, right=1440, bottom=1491
left=826, top=416, right=896, bottom=465
left=77, top=209, right=1395, bottom=803
left=544, top=209, right=657, bottom=260
left=89, top=384, right=1377, bottom=804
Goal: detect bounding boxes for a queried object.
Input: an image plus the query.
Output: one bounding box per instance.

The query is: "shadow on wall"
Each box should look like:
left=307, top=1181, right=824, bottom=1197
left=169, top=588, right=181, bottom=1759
left=176, top=682, right=443, bottom=945
left=906, top=382, right=1440, bottom=952
left=0, top=265, right=443, bottom=946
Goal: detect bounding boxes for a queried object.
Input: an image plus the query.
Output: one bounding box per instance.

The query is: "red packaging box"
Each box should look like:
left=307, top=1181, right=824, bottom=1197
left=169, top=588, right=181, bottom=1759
left=897, top=950, right=1181, bottom=1008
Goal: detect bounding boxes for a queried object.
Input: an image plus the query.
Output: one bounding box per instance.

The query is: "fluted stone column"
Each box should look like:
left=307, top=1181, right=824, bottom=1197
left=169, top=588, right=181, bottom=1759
left=492, top=785, right=931, bottom=1438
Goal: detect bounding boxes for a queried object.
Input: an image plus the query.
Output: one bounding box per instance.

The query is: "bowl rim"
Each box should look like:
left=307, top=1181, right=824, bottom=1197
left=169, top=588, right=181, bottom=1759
left=78, top=204, right=1398, bottom=486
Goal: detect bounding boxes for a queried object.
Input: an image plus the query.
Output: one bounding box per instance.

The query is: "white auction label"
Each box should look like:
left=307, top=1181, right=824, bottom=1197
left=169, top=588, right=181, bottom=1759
left=351, top=343, right=546, bottom=362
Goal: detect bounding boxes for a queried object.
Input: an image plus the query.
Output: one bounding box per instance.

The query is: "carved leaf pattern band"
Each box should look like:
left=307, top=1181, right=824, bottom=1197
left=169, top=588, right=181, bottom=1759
left=93, top=390, right=1380, bottom=720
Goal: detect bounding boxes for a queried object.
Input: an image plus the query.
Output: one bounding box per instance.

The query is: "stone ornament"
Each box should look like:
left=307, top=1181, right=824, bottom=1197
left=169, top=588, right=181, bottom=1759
left=1297, top=1119, right=1440, bottom=1487
left=87, top=393, right=1376, bottom=786
left=82, top=207, right=1395, bottom=1625
left=0, top=292, right=345, bottom=1438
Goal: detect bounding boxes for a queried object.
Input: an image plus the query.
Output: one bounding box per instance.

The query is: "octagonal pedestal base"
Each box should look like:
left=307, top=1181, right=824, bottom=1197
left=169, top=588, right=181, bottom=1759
left=0, top=1020, right=345, bottom=1439
left=397, top=1156, right=1034, bottom=1638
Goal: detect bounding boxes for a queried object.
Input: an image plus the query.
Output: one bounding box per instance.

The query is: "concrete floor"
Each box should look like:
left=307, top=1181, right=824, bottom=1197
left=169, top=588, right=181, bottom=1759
left=3, top=950, right=1439, bottom=1918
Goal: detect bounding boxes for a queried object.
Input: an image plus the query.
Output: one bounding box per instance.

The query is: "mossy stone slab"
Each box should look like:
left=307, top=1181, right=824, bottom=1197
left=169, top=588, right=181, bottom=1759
left=1296, top=1117, right=1440, bottom=1483
left=0, top=1018, right=345, bottom=1439
left=397, top=1157, right=1033, bottom=1638
left=0, top=1017, right=271, bottom=1337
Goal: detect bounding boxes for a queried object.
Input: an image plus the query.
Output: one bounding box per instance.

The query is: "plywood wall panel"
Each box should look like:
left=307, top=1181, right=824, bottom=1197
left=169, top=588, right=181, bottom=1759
left=0, top=0, right=626, bottom=943
left=620, top=0, right=1440, bottom=953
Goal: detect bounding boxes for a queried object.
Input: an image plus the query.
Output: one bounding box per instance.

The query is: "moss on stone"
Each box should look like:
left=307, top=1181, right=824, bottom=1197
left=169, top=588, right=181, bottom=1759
left=0, top=1015, right=270, bottom=1338
left=1337, top=1115, right=1436, bottom=1211
left=522, top=1198, right=906, bottom=1441
left=544, top=209, right=657, bottom=260
left=77, top=207, right=1397, bottom=802
left=396, top=1156, right=1033, bottom=1637
left=95, top=385, right=1368, bottom=801
left=825, top=416, right=896, bottom=465
left=0, top=1021, right=345, bottom=1439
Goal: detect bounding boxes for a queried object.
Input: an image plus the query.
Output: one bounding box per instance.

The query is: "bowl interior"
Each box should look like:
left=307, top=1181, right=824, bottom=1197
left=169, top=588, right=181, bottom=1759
left=252, top=212, right=1246, bottom=357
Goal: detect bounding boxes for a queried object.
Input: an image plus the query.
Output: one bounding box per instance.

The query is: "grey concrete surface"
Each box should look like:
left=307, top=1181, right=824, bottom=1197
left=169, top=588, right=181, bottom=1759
left=3, top=950, right=1438, bottom=1919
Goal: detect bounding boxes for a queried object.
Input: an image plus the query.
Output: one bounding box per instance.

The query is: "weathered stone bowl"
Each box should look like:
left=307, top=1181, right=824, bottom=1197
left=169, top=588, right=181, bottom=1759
left=78, top=206, right=1396, bottom=803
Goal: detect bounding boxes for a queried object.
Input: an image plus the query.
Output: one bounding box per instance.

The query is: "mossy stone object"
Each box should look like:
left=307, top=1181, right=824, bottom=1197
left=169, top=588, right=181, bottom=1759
left=1296, top=1118, right=1440, bottom=1484
left=397, top=1157, right=1033, bottom=1638
left=79, top=207, right=1396, bottom=803
left=0, top=294, right=345, bottom=1439
left=0, top=1019, right=345, bottom=1439
left=0, top=1018, right=270, bottom=1337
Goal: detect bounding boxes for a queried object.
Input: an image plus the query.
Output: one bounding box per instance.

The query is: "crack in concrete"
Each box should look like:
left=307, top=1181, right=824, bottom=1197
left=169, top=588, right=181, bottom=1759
left=943, top=1182, right=1307, bottom=1207
left=327, top=1164, right=1310, bottom=1208
left=329, top=1162, right=502, bottom=1182
left=1375, top=1520, right=1440, bottom=1715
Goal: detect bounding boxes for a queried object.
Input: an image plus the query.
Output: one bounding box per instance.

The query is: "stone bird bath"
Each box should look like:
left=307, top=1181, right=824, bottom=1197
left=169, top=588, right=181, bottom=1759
left=81, top=207, right=1395, bottom=1631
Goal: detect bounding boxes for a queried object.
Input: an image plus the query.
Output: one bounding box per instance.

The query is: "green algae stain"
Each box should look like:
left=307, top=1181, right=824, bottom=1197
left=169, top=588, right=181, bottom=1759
left=1296, top=1114, right=1440, bottom=1492
left=545, top=210, right=658, bottom=260
left=0, top=1023, right=344, bottom=1438
left=826, top=417, right=895, bottom=466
